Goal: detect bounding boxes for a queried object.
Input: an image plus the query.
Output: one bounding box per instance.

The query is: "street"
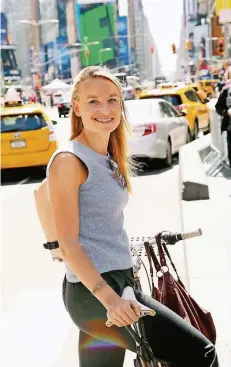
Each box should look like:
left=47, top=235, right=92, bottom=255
left=1, top=110, right=188, bottom=366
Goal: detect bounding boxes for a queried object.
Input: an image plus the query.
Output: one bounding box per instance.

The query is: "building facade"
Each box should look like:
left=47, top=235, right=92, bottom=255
left=2, top=0, right=31, bottom=83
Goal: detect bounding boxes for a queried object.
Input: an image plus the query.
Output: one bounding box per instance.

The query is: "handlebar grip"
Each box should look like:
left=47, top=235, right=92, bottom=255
left=181, top=228, right=202, bottom=240
left=161, top=228, right=202, bottom=244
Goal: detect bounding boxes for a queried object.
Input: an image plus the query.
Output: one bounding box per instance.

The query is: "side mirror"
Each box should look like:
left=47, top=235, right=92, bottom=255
left=52, top=120, right=57, bottom=125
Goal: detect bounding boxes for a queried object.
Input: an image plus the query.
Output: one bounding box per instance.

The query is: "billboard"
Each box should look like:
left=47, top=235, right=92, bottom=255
left=0, top=12, right=8, bottom=45
left=56, top=36, right=71, bottom=79
left=75, top=1, right=116, bottom=67
left=117, top=15, right=129, bottom=66
left=56, top=0, right=71, bottom=79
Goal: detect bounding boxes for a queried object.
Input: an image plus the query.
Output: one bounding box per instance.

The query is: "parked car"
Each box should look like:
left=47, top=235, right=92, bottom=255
left=140, top=85, right=210, bottom=139
left=1, top=102, right=58, bottom=169
left=187, top=82, right=208, bottom=103
left=125, top=99, right=190, bottom=166
left=198, top=80, right=217, bottom=99
left=57, top=101, right=70, bottom=117
left=122, top=85, right=136, bottom=100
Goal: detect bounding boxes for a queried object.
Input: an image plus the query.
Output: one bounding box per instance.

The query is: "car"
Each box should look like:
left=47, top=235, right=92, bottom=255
left=187, top=82, right=208, bottom=103
left=198, top=80, right=217, bottom=99
left=125, top=99, right=190, bottom=166
left=140, top=86, right=210, bottom=139
left=122, top=85, right=136, bottom=100
left=1, top=102, right=58, bottom=169
left=57, top=101, right=70, bottom=117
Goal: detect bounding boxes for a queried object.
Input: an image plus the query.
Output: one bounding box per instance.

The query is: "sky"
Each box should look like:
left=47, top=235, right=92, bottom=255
left=142, top=0, right=184, bottom=77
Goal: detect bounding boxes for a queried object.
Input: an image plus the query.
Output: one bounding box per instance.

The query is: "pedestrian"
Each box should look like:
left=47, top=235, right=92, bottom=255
left=38, top=66, right=219, bottom=367
left=215, top=65, right=231, bottom=169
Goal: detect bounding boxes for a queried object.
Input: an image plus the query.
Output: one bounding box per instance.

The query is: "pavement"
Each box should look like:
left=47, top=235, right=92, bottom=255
left=181, top=169, right=231, bottom=366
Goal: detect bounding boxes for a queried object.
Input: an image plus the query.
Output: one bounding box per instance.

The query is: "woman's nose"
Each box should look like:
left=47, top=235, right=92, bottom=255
left=99, top=102, right=110, bottom=114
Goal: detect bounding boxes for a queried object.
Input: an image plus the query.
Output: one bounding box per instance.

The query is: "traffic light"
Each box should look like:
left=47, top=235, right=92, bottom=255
left=150, top=46, right=155, bottom=54
left=185, top=40, right=192, bottom=50
left=218, top=38, right=224, bottom=54
left=171, top=43, right=176, bottom=54
left=84, top=47, right=89, bottom=59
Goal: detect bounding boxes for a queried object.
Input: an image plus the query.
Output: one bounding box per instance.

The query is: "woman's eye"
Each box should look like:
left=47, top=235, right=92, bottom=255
left=109, top=98, right=118, bottom=103
left=89, top=100, right=98, bottom=105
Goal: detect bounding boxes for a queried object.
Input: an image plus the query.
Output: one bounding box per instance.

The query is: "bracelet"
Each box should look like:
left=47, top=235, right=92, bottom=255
left=92, top=280, right=107, bottom=296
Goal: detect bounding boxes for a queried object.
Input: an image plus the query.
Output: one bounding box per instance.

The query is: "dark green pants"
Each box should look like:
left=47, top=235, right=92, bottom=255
left=62, top=268, right=219, bottom=367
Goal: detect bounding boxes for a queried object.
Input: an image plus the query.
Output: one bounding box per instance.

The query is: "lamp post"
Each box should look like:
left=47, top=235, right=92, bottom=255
left=99, top=48, right=112, bottom=65
left=17, top=19, right=59, bottom=83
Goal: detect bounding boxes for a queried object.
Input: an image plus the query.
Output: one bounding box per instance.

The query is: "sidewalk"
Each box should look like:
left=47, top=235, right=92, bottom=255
left=181, top=170, right=231, bottom=366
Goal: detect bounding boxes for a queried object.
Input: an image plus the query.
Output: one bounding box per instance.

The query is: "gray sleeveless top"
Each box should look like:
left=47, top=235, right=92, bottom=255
left=46, top=140, right=134, bottom=283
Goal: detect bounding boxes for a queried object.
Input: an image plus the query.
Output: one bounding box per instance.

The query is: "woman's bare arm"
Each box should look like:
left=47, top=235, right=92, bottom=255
left=34, top=178, right=57, bottom=242
left=34, top=178, right=63, bottom=260
left=48, top=153, right=121, bottom=309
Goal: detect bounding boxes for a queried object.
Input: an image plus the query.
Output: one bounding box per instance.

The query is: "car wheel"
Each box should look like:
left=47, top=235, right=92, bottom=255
left=193, top=120, right=199, bottom=140
left=163, top=139, right=172, bottom=167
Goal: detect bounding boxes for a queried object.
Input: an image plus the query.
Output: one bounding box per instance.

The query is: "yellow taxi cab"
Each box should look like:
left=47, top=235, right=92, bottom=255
left=140, top=86, right=210, bottom=139
left=1, top=101, right=58, bottom=169
left=158, top=82, right=182, bottom=89
left=198, top=80, right=217, bottom=99
left=187, top=83, right=208, bottom=103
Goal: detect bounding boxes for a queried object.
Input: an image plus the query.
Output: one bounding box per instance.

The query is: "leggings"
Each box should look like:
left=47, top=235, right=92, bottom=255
left=62, top=268, right=219, bottom=367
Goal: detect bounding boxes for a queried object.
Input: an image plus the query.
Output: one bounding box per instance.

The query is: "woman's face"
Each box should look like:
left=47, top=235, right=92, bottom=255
left=74, top=77, right=122, bottom=134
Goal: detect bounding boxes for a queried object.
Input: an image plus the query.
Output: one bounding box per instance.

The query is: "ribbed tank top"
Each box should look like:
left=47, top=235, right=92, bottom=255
left=46, top=140, right=134, bottom=283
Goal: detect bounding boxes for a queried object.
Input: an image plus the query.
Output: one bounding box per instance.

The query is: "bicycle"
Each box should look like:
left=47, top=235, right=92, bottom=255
left=44, top=228, right=202, bottom=366
left=120, top=228, right=203, bottom=367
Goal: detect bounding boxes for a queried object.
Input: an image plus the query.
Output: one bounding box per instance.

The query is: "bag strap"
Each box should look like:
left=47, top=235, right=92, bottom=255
left=162, top=243, right=181, bottom=281
left=144, top=241, right=162, bottom=273
left=155, top=233, right=181, bottom=281
left=144, top=241, right=155, bottom=289
left=155, top=233, right=167, bottom=267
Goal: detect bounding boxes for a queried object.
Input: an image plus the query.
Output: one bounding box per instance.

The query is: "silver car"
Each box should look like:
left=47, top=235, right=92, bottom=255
left=125, top=99, right=190, bottom=166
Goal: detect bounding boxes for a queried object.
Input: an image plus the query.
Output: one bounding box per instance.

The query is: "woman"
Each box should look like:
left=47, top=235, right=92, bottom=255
left=44, top=66, right=219, bottom=366
left=215, top=66, right=231, bottom=169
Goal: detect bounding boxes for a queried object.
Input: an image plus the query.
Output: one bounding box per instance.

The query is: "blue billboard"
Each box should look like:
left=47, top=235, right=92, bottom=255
left=117, top=15, right=129, bottom=66
left=0, top=12, right=8, bottom=45
left=56, top=36, right=71, bottom=79
left=57, top=0, right=71, bottom=79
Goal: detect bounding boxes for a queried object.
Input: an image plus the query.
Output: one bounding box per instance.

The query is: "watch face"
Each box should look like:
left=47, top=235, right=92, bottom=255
left=226, top=97, right=231, bottom=108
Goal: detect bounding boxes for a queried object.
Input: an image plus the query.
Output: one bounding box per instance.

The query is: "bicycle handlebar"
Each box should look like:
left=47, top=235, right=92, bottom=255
left=130, top=228, right=202, bottom=249
left=160, top=228, right=202, bottom=245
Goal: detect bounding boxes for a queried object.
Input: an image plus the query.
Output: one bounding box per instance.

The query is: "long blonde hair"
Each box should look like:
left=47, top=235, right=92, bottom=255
left=70, top=66, right=136, bottom=192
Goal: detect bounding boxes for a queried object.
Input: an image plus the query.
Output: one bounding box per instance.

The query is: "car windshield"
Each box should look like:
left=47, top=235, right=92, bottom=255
left=142, top=94, right=182, bottom=106
left=125, top=101, right=161, bottom=123
left=1, top=113, right=47, bottom=133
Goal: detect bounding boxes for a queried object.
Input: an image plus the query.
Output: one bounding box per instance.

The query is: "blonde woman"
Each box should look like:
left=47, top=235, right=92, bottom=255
left=41, top=66, right=219, bottom=366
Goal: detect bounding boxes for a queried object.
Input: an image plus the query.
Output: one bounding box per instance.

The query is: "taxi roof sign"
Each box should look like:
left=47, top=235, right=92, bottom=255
left=4, top=87, right=23, bottom=106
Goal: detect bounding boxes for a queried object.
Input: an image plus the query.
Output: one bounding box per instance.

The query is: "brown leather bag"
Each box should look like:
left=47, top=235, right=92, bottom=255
left=144, top=234, right=216, bottom=345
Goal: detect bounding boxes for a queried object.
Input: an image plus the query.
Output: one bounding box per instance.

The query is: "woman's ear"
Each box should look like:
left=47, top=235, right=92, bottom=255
left=72, top=100, right=81, bottom=117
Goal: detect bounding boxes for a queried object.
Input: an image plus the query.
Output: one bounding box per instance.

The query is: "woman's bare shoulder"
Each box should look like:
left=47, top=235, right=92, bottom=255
left=49, top=152, right=86, bottom=186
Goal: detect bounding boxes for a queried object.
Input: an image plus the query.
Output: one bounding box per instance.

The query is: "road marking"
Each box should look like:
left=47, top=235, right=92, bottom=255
left=1, top=176, right=31, bottom=202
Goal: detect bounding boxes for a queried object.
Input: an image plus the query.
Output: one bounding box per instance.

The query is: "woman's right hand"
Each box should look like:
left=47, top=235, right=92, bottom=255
left=106, top=298, right=141, bottom=327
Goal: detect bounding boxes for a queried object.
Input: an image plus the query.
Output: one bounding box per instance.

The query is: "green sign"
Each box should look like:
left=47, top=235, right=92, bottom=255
left=77, top=2, right=116, bottom=67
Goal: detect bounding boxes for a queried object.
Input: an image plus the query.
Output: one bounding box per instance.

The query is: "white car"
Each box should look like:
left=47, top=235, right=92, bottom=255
left=125, top=99, right=190, bottom=166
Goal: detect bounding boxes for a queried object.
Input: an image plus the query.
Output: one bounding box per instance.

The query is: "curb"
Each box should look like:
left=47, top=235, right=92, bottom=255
left=179, top=134, right=211, bottom=201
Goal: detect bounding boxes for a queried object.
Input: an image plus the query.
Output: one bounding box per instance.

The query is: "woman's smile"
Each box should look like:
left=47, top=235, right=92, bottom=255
left=94, top=117, right=114, bottom=124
